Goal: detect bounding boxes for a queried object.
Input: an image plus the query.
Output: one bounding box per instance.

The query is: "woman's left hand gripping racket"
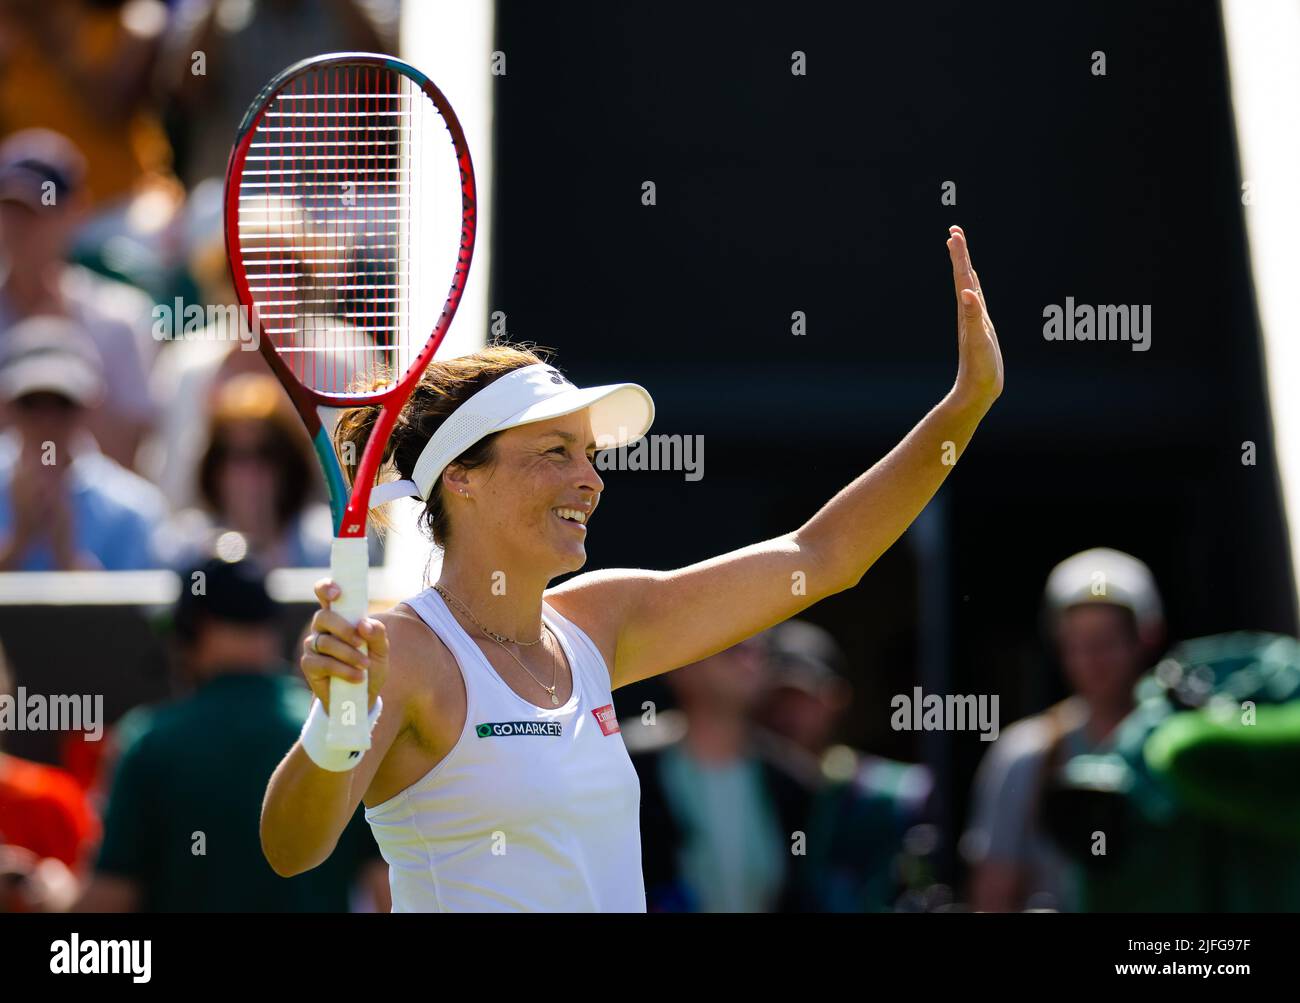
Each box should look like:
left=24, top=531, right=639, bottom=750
left=224, top=52, right=476, bottom=752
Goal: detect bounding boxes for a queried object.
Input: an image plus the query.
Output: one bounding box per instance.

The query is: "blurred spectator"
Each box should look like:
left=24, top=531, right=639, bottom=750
left=157, top=373, right=332, bottom=569
left=625, top=637, right=813, bottom=912
left=757, top=619, right=935, bottom=912
left=0, top=129, right=159, bottom=467
left=139, top=178, right=270, bottom=509
left=0, top=639, right=97, bottom=911
left=756, top=619, right=853, bottom=783
left=0, top=316, right=164, bottom=570
left=0, top=0, right=173, bottom=207
left=75, top=554, right=387, bottom=911
left=962, top=547, right=1165, bottom=912
left=160, top=0, right=399, bottom=186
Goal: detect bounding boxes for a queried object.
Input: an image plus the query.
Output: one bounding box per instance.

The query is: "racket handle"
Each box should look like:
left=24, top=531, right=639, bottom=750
left=326, top=536, right=372, bottom=753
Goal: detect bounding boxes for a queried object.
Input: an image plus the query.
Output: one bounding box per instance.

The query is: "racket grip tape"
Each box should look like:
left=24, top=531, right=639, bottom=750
left=326, top=536, right=372, bottom=753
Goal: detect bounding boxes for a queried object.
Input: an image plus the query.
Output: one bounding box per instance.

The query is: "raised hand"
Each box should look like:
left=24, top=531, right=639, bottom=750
left=947, top=225, right=1004, bottom=409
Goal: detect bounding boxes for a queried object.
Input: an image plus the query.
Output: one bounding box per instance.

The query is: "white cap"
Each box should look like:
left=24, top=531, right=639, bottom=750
left=1044, top=547, right=1163, bottom=631
left=369, top=362, right=654, bottom=506
left=0, top=315, right=104, bottom=407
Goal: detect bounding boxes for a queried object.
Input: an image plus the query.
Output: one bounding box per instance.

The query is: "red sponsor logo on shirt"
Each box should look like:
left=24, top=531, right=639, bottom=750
left=592, top=704, right=620, bottom=736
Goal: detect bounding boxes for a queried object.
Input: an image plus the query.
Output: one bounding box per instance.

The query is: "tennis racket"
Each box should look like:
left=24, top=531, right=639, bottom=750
left=224, top=52, right=476, bottom=751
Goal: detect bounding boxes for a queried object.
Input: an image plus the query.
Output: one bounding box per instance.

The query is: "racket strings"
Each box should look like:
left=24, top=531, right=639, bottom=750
left=236, top=63, right=451, bottom=396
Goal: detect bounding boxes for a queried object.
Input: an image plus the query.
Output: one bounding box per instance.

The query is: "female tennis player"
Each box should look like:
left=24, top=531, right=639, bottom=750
left=261, top=225, right=1002, bottom=912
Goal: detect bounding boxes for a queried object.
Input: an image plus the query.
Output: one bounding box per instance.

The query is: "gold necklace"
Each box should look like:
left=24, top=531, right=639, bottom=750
left=433, top=583, right=544, bottom=645
left=434, top=583, right=560, bottom=705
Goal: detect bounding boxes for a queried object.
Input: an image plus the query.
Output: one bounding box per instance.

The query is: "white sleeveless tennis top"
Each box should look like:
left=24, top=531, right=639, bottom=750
left=364, top=588, right=646, bottom=912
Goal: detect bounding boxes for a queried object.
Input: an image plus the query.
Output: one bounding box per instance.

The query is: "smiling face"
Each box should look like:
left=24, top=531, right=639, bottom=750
left=444, top=408, right=606, bottom=579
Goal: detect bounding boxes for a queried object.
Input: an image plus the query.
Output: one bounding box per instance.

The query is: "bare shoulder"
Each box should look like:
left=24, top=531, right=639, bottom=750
left=372, top=603, right=466, bottom=752
left=361, top=601, right=469, bottom=807
left=544, top=568, right=657, bottom=680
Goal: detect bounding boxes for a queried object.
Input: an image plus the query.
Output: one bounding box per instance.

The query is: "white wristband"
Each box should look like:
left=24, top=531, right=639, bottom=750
left=300, top=696, right=383, bottom=772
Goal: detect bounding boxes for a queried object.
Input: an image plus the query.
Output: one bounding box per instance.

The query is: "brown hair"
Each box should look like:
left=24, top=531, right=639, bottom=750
left=334, top=341, right=553, bottom=546
left=198, top=373, right=317, bottom=527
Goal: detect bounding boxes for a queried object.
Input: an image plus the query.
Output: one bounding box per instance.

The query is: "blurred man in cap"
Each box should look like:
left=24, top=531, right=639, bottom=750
left=756, top=619, right=854, bottom=784
left=0, top=129, right=158, bottom=467
left=0, top=129, right=87, bottom=208
left=77, top=553, right=388, bottom=912
left=963, top=547, right=1165, bottom=912
left=0, top=315, right=163, bottom=570
left=758, top=619, right=936, bottom=912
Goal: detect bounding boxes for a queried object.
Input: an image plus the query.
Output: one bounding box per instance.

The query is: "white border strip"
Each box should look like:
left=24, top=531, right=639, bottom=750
left=385, top=2, right=496, bottom=598
left=1221, top=0, right=1300, bottom=608
left=0, top=569, right=400, bottom=607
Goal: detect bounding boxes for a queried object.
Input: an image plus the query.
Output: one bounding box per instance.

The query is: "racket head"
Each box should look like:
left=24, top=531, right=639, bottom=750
left=223, top=52, right=476, bottom=531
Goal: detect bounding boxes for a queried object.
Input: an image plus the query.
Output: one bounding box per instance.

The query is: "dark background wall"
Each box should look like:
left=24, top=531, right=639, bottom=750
left=491, top=0, right=1295, bottom=875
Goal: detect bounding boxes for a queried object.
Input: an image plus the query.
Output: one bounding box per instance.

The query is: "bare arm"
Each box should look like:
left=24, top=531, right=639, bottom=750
left=550, top=226, right=1003, bottom=688
left=260, top=717, right=395, bottom=878
left=260, top=582, right=398, bottom=877
left=792, top=384, right=991, bottom=592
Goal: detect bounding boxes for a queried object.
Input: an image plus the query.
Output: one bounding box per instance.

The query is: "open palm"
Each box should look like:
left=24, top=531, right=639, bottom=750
left=947, top=225, right=1004, bottom=407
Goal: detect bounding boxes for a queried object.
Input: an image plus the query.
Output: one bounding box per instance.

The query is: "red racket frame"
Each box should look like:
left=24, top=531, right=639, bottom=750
left=224, top=52, right=476, bottom=538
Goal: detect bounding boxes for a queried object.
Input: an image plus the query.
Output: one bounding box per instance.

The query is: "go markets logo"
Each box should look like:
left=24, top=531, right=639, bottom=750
left=476, top=721, right=563, bottom=738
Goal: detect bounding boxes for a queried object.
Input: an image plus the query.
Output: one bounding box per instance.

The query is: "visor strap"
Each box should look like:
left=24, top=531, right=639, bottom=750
left=368, top=479, right=420, bottom=508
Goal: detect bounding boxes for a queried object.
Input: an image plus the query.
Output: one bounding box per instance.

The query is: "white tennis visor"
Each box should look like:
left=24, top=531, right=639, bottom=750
left=368, top=362, right=655, bottom=507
